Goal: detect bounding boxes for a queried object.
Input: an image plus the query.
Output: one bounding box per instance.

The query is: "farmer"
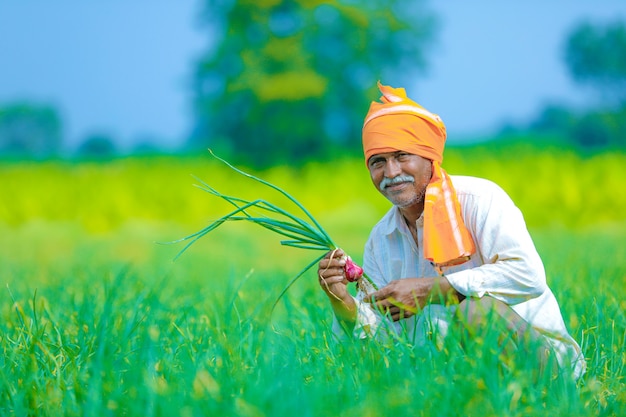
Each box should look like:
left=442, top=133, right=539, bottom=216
left=317, top=82, right=585, bottom=379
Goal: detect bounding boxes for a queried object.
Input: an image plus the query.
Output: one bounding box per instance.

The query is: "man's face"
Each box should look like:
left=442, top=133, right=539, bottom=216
left=367, top=151, right=432, bottom=208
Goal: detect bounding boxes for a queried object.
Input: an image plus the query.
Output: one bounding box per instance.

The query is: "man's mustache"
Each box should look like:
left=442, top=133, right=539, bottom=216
left=380, top=175, right=415, bottom=190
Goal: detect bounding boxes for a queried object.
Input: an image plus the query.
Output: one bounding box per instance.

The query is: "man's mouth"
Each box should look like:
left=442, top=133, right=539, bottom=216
left=384, top=181, right=410, bottom=191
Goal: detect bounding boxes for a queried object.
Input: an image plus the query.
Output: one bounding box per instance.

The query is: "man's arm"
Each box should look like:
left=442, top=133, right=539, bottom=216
left=444, top=179, right=548, bottom=303
left=317, top=249, right=357, bottom=328
left=363, top=275, right=462, bottom=321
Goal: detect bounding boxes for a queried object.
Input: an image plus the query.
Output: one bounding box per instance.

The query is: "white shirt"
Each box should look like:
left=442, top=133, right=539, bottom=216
left=335, top=175, right=585, bottom=378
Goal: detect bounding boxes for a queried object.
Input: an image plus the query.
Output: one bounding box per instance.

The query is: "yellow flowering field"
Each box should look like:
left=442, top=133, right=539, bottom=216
left=0, top=144, right=624, bottom=415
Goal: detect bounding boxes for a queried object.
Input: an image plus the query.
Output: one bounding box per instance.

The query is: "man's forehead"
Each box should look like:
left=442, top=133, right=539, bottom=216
left=369, top=150, right=417, bottom=161
left=368, top=151, right=433, bottom=167
left=373, top=150, right=411, bottom=157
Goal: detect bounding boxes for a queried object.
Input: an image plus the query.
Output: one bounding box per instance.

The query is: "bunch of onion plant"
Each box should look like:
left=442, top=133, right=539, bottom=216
left=171, top=151, right=377, bottom=309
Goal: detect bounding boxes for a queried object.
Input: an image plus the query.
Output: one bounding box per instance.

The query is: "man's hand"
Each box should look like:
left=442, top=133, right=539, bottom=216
left=317, top=248, right=350, bottom=301
left=364, top=277, right=460, bottom=321
left=317, top=248, right=356, bottom=323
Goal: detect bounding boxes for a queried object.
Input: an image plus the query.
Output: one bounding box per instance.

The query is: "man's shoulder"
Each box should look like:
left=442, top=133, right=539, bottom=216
left=450, top=175, right=516, bottom=215
left=450, top=175, right=506, bottom=197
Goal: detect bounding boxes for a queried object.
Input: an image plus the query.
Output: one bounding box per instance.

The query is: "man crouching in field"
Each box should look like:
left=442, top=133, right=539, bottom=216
left=317, top=82, right=585, bottom=379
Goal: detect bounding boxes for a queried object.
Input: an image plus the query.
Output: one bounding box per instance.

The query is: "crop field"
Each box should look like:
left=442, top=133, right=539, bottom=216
left=0, top=143, right=625, bottom=416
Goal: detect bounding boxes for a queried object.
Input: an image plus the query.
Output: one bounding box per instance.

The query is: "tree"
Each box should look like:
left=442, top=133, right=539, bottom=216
left=76, top=132, right=117, bottom=159
left=0, top=103, right=63, bottom=158
left=561, top=19, right=626, bottom=148
left=190, top=0, right=437, bottom=167
left=564, top=20, right=626, bottom=104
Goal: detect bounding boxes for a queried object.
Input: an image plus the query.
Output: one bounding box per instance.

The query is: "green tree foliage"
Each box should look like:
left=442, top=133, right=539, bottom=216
left=190, top=0, right=437, bottom=167
left=532, top=20, right=626, bottom=148
left=564, top=19, right=626, bottom=104
left=531, top=103, right=626, bottom=149
left=0, top=103, right=62, bottom=158
left=76, top=132, right=118, bottom=159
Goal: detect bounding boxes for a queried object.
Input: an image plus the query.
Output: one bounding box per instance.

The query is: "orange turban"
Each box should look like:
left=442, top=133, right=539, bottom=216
left=362, top=82, right=475, bottom=267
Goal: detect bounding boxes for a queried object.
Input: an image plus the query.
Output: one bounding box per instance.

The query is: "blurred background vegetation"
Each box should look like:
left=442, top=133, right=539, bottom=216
left=1, top=4, right=625, bottom=414
left=1, top=1, right=625, bottom=166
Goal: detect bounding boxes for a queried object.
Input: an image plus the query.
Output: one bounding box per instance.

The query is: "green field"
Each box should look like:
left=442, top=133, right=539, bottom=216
left=1, top=144, right=625, bottom=416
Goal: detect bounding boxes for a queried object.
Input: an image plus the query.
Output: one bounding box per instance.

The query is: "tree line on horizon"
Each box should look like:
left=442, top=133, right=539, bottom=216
left=1, top=2, right=625, bottom=165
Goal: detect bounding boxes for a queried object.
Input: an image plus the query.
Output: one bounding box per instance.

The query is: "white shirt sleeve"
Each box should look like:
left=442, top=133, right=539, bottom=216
left=331, top=296, right=384, bottom=339
left=445, top=178, right=548, bottom=305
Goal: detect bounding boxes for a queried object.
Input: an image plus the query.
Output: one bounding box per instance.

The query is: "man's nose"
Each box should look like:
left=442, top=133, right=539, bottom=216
left=384, top=158, right=402, bottom=177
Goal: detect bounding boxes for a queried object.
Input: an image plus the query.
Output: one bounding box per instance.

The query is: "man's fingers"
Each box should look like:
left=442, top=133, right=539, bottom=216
left=323, top=248, right=345, bottom=260
left=318, top=274, right=344, bottom=286
left=370, top=297, right=417, bottom=321
left=319, top=255, right=346, bottom=270
left=318, top=259, right=345, bottom=270
left=390, top=308, right=413, bottom=322
left=364, top=286, right=390, bottom=303
left=372, top=300, right=399, bottom=320
left=371, top=297, right=392, bottom=313
left=318, top=266, right=344, bottom=279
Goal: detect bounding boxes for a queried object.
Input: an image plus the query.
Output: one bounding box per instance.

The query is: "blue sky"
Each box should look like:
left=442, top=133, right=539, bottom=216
left=1, top=1, right=626, bottom=150
left=421, top=1, right=626, bottom=141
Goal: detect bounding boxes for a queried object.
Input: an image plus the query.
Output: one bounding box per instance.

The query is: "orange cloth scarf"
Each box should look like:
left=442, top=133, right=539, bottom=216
left=362, top=82, right=475, bottom=266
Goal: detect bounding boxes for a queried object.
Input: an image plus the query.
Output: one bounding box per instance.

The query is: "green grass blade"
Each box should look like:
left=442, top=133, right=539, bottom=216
left=279, top=240, right=331, bottom=251
left=228, top=216, right=328, bottom=244
left=270, top=252, right=327, bottom=313
left=192, top=178, right=331, bottom=245
left=167, top=199, right=281, bottom=259
left=223, top=216, right=325, bottom=247
left=208, top=150, right=337, bottom=247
